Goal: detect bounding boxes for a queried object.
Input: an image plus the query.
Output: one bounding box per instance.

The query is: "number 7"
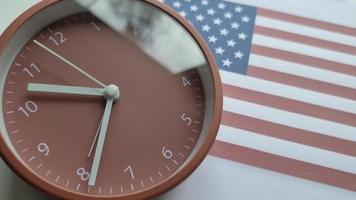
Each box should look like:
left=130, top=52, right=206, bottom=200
left=124, top=165, right=135, bottom=180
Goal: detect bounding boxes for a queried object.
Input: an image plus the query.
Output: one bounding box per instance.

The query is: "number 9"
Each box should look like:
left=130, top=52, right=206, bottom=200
left=37, top=143, right=49, bottom=156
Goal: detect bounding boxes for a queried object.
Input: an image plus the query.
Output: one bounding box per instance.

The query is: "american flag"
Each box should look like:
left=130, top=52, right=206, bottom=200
left=161, top=0, right=356, bottom=192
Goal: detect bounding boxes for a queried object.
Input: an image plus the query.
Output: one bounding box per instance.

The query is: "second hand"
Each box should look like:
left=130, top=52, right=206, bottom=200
left=33, top=39, right=106, bottom=88
left=88, top=119, right=102, bottom=158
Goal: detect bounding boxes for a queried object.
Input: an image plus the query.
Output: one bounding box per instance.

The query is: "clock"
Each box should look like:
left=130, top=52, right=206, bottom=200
left=0, top=0, right=222, bottom=199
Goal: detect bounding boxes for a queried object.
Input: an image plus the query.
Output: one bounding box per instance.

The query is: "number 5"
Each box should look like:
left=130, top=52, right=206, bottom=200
left=181, top=113, right=192, bottom=126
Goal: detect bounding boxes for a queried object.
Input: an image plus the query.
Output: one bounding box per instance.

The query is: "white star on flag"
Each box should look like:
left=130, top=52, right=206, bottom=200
left=238, top=32, right=247, bottom=40
left=190, top=5, right=198, bottom=12
left=201, top=0, right=209, bottom=6
left=218, top=3, right=226, bottom=9
left=227, top=40, right=237, bottom=47
left=208, top=35, right=218, bottom=43
left=231, top=22, right=240, bottom=29
left=207, top=9, right=216, bottom=15
left=213, top=18, right=222, bottom=25
left=202, top=24, right=211, bottom=32
left=235, top=6, right=243, bottom=13
left=234, top=51, right=244, bottom=59
left=179, top=11, right=187, bottom=17
left=215, top=47, right=225, bottom=55
left=173, top=1, right=181, bottom=8
left=220, top=29, right=229, bottom=36
left=224, top=12, right=233, bottom=19
left=242, top=16, right=250, bottom=23
left=196, top=15, right=204, bottom=21
left=223, top=58, right=232, bottom=67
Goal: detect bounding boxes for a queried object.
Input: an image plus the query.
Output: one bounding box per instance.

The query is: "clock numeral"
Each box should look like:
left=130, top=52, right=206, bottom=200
left=124, top=165, right=135, bottom=180
left=18, top=101, right=38, bottom=117
left=162, top=146, right=173, bottom=159
left=49, top=32, right=67, bottom=46
left=181, top=113, right=192, bottom=126
left=23, top=63, right=40, bottom=78
left=182, top=76, right=192, bottom=87
left=77, top=167, right=90, bottom=181
left=37, top=143, right=49, bottom=156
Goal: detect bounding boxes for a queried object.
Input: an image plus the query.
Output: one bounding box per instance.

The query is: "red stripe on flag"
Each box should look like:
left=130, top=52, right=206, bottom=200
left=210, top=141, right=356, bottom=192
left=248, top=66, right=356, bottom=101
left=257, top=8, right=356, bottom=37
left=254, top=26, right=356, bottom=56
left=251, top=45, right=356, bottom=76
left=223, top=84, right=356, bottom=127
left=222, top=111, right=356, bottom=157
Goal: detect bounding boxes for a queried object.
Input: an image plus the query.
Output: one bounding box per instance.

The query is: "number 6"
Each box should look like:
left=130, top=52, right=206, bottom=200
left=162, top=146, right=173, bottom=159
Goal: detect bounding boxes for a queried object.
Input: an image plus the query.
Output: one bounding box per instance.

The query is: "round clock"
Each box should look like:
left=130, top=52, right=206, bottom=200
left=0, top=0, right=222, bottom=199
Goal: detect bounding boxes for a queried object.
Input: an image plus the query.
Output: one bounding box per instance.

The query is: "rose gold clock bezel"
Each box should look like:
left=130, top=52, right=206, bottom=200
left=0, top=0, right=223, bottom=199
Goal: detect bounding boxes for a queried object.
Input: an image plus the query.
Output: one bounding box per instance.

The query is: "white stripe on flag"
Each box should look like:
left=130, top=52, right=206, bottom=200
left=252, top=34, right=356, bottom=66
left=220, top=70, right=356, bottom=114
left=249, top=54, right=356, bottom=89
left=255, top=16, right=356, bottom=47
left=223, top=97, right=356, bottom=142
left=217, top=125, right=356, bottom=174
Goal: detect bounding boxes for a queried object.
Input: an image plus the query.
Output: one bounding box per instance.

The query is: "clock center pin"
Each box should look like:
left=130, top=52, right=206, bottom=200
left=104, top=84, right=120, bottom=101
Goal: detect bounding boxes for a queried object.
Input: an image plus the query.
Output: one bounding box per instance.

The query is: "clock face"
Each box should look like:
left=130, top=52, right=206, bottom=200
left=0, top=0, right=221, bottom=199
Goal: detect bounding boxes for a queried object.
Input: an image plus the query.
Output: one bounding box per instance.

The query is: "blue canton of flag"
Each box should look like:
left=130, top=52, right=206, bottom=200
left=162, top=0, right=257, bottom=75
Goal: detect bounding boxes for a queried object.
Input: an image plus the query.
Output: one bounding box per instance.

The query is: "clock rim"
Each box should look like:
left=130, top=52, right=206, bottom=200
left=0, top=0, right=223, bottom=199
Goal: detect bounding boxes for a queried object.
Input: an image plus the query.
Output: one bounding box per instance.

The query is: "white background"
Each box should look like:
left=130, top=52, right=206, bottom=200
left=0, top=0, right=356, bottom=200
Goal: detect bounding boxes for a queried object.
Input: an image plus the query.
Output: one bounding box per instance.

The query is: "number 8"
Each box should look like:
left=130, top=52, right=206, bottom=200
left=76, top=167, right=90, bottom=181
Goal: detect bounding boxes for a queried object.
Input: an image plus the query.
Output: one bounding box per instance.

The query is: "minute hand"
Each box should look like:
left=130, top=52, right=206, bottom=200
left=88, top=99, right=114, bottom=186
left=28, top=83, right=104, bottom=96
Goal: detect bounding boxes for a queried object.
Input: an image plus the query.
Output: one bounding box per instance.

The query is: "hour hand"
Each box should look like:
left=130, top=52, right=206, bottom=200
left=27, top=83, right=105, bottom=96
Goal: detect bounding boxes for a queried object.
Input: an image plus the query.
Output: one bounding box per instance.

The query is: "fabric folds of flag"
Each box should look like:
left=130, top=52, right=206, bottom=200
left=162, top=0, right=356, bottom=192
